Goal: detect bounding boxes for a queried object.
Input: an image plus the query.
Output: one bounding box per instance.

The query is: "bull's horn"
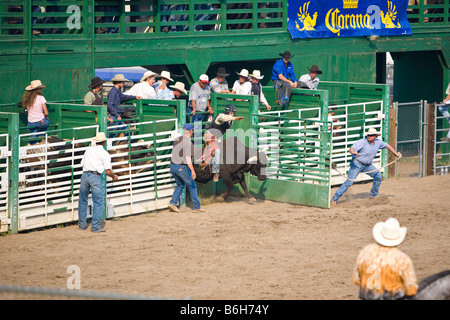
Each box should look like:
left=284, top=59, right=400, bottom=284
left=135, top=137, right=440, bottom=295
left=261, top=147, right=269, bottom=153
left=247, top=156, right=258, bottom=164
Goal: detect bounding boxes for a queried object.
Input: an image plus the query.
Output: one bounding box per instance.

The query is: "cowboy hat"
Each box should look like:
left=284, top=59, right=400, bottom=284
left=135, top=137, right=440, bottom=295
left=217, top=67, right=230, bottom=77
left=140, top=70, right=159, bottom=83
left=88, top=76, right=106, bottom=88
left=92, top=132, right=107, bottom=143
left=308, top=65, right=323, bottom=74
left=249, top=70, right=264, bottom=80
left=170, top=82, right=187, bottom=94
left=372, top=217, right=407, bottom=247
left=26, top=80, right=47, bottom=91
left=159, top=71, right=174, bottom=82
left=110, top=74, right=129, bottom=82
left=236, top=69, right=249, bottom=78
left=279, top=50, right=293, bottom=59
left=366, top=128, right=381, bottom=136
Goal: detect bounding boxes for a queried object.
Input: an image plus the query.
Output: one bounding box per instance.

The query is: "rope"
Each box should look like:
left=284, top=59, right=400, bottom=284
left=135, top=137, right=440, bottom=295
left=332, top=156, right=401, bottom=182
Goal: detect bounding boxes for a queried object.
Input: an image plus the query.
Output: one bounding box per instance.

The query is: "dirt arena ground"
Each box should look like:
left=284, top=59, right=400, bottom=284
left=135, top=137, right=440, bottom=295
left=0, top=174, right=449, bottom=300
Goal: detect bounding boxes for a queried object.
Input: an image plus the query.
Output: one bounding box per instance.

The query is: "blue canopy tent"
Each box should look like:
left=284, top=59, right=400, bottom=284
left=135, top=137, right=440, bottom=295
left=95, top=66, right=149, bottom=83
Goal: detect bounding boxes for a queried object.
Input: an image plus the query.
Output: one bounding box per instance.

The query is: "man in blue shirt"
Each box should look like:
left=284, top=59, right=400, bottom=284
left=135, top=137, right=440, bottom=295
left=272, top=50, right=298, bottom=107
left=107, top=74, right=141, bottom=121
left=330, top=128, right=402, bottom=205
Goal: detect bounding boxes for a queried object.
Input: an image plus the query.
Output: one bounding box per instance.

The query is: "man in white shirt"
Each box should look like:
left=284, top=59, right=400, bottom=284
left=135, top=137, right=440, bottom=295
left=124, top=70, right=158, bottom=99
left=299, top=65, right=322, bottom=90
left=78, top=132, right=118, bottom=233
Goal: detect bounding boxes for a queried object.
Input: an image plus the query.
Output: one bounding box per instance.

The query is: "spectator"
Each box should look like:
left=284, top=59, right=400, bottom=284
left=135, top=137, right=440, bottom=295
left=249, top=70, right=271, bottom=111
left=84, top=76, right=114, bottom=124
left=124, top=70, right=159, bottom=100
left=22, top=80, right=49, bottom=142
left=189, top=74, right=214, bottom=123
left=272, top=50, right=298, bottom=107
left=299, top=65, right=322, bottom=90
left=155, top=81, right=187, bottom=100
left=107, top=74, right=142, bottom=123
left=210, top=67, right=231, bottom=94
left=153, top=70, right=174, bottom=94
left=231, top=69, right=252, bottom=101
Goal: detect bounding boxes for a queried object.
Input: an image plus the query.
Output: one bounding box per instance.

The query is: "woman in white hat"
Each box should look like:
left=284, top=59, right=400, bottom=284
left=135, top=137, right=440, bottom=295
left=330, top=127, right=402, bottom=205
left=22, top=80, right=49, bottom=142
left=231, top=69, right=252, bottom=98
left=78, top=132, right=119, bottom=233
left=249, top=70, right=271, bottom=111
left=351, top=217, right=418, bottom=300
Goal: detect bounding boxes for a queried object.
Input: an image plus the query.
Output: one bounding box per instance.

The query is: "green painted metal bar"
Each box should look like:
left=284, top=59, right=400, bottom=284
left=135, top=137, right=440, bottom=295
left=5, top=112, right=19, bottom=233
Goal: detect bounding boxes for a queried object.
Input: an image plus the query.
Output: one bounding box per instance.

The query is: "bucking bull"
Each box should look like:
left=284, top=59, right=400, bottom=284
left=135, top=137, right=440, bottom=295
left=194, top=136, right=268, bottom=202
left=20, top=136, right=154, bottom=188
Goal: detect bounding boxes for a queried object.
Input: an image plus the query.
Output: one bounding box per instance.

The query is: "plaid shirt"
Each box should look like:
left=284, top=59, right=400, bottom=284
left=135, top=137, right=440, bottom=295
left=209, top=77, right=229, bottom=93
left=351, top=243, right=418, bottom=300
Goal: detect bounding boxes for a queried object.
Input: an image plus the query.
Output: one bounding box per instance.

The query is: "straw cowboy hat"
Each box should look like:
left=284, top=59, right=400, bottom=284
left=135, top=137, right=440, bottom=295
left=372, top=217, right=407, bottom=247
left=236, top=69, right=249, bottom=78
left=249, top=70, right=264, bottom=80
left=88, top=76, right=106, bottom=88
left=140, top=70, right=159, bottom=83
left=279, top=50, right=293, bottom=59
left=170, top=82, right=187, bottom=94
left=159, top=71, right=174, bottom=82
left=110, top=74, right=129, bottom=82
left=26, top=80, right=47, bottom=91
left=366, top=128, right=381, bottom=136
left=92, top=132, right=107, bottom=143
left=216, top=67, right=230, bottom=77
left=308, top=65, right=323, bottom=74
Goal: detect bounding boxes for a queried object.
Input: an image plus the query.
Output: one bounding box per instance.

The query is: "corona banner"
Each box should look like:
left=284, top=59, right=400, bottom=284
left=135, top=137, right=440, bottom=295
left=288, top=0, right=412, bottom=39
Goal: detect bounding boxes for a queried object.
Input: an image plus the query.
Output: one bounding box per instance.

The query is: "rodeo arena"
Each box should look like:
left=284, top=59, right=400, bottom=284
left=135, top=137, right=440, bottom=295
left=0, top=0, right=449, bottom=306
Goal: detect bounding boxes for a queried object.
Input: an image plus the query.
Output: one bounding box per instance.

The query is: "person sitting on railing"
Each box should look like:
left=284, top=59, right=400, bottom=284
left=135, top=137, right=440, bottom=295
left=210, top=67, right=231, bottom=94
left=188, top=74, right=214, bottom=123
left=231, top=69, right=252, bottom=101
left=249, top=70, right=271, bottom=111
left=437, top=82, right=450, bottom=142
left=22, top=80, right=49, bottom=144
left=124, top=70, right=158, bottom=100
left=152, top=71, right=174, bottom=94
left=272, top=50, right=298, bottom=107
left=154, top=81, right=187, bottom=100
left=107, top=74, right=142, bottom=136
left=298, top=65, right=322, bottom=90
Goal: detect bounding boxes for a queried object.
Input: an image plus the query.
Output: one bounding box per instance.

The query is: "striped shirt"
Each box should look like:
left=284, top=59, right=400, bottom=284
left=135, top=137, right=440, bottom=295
left=351, top=243, right=418, bottom=300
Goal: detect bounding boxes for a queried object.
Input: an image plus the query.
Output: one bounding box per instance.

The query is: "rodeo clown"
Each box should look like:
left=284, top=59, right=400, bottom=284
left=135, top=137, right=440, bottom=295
left=201, top=104, right=244, bottom=182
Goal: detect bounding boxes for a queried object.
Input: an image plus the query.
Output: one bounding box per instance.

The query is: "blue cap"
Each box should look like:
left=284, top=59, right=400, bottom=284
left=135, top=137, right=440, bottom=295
left=183, top=123, right=194, bottom=131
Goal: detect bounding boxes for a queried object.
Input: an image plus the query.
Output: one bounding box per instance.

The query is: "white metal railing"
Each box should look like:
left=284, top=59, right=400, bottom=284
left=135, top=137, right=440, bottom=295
left=0, top=133, right=9, bottom=232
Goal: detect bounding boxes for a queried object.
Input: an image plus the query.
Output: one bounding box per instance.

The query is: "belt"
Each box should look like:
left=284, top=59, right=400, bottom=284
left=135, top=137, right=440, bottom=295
left=84, top=171, right=101, bottom=175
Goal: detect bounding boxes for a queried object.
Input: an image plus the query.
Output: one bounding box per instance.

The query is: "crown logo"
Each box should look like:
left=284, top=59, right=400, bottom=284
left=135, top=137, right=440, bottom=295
left=343, top=0, right=359, bottom=9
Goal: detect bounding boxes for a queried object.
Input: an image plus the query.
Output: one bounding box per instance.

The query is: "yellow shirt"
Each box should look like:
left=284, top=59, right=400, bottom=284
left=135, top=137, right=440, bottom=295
left=351, top=243, right=418, bottom=299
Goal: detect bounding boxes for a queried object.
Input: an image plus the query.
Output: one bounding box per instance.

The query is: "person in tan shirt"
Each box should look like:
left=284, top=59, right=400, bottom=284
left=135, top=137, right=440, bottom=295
left=351, top=217, right=418, bottom=300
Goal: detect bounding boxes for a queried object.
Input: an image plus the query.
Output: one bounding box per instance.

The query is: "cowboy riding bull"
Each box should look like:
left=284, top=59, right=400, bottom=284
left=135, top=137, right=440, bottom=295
left=194, top=135, right=268, bottom=202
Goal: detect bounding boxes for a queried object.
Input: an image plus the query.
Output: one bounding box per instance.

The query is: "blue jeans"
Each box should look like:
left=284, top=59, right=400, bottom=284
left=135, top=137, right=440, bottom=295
left=331, top=159, right=382, bottom=202
left=28, top=118, right=49, bottom=144
left=78, top=172, right=104, bottom=232
left=438, top=105, right=450, bottom=138
left=170, top=163, right=201, bottom=210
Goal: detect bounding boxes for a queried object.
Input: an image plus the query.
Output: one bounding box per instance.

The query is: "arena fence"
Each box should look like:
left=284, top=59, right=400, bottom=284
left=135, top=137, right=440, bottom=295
left=434, top=103, right=450, bottom=175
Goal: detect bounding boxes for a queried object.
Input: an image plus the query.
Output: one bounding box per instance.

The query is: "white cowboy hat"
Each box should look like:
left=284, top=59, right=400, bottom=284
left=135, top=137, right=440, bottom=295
left=366, top=128, right=381, bottom=136
left=169, top=82, right=187, bottom=94
left=249, top=70, right=264, bottom=80
left=372, top=217, right=407, bottom=247
left=140, top=70, right=159, bottom=83
left=92, top=132, right=107, bottom=143
left=159, top=70, right=173, bottom=82
left=110, top=74, right=129, bottom=82
left=26, top=80, right=47, bottom=91
left=236, top=69, right=249, bottom=78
